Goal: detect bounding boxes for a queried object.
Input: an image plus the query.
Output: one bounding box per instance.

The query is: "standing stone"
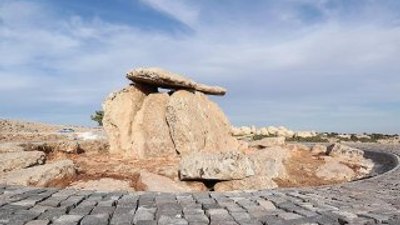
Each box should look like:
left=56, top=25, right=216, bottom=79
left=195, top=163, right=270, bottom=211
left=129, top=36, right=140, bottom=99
left=102, top=84, right=155, bottom=156
left=166, top=90, right=239, bottom=155
left=131, top=93, right=176, bottom=158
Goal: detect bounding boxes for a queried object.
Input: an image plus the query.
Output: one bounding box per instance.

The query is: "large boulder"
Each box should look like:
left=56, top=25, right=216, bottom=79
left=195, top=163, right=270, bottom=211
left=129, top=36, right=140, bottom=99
left=130, top=93, right=176, bottom=158
left=214, top=176, right=278, bottom=191
left=0, top=160, right=76, bottom=187
left=0, top=151, right=45, bottom=173
left=102, top=84, right=155, bottom=156
left=326, top=144, right=364, bottom=160
left=137, top=170, right=193, bottom=192
left=166, top=90, right=239, bottom=155
left=103, top=83, right=238, bottom=158
left=179, top=151, right=255, bottom=180
left=126, top=67, right=226, bottom=95
left=70, top=178, right=135, bottom=192
left=316, top=158, right=355, bottom=181
left=247, top=147, right=289, bottom=179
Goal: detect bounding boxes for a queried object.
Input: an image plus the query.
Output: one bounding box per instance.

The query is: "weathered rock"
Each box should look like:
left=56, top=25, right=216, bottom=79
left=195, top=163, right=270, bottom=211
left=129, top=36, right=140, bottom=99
left=77, top=140, right=109, bottom=154
left=181, top=181, right=208, bottom=192
left=286, top=143, right=311, bottom=151
left=52, top=141, right=81, bottom=154
left=237, top=140, right=249, bottom=151
left=326, top=144, right=364, bottom=159
left=0, top=160, right=76, bottom=186
left=0, top=143, right=25, bottom=153
left=69, top=178, right=135, bottom=192
left=179, top=151, right=254, bottom=180
left=247, top=147, right=289, bottom=179
left=295, top=131, right=317, bottom=138
left=137, top=170, right=193, bottom=192
left=214, top=176, right=278, bottom=191
left=311, top=144, right=328, bottom=155
left=316, top=158, right=355, bottom=181
left=130, top=93, right=176, bottom=158
left=102, top=84, right=155, bottom=156
left=0, top=151, right=45, bottom=173
left=250, top=137, right=285, bottom=148
left=166, top=90, right=239, bottom=155
left=126, top=67, right=226, bottom=95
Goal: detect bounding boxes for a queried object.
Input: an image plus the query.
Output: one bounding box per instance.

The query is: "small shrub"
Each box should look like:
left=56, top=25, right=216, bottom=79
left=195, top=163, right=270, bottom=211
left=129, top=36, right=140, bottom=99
left=286, top=135, right=328, bottom=143
left=90, top=110, right=104, bottom=126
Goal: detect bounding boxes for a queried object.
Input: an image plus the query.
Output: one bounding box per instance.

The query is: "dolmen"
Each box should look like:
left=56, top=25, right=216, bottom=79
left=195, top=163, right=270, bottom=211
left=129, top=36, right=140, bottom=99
left=102, top=67, right=240, bottom=159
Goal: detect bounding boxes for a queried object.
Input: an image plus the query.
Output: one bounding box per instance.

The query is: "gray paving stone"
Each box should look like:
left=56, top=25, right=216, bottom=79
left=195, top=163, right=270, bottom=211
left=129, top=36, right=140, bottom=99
left=184, top=214, right=209, bottom=223
left=37, top=207, right=68, bottom=221
left=68, top=205, right=94, bottom=216
left=278, top=212, right=304, bottom=220
left=135, top=220, right=157, bottom=225
left=158, top=215, right=188, bottom=225
left=80, top=214, right=109, bottom=225
left=134, top=207, right=157, bottom=224
left=25, top=220, right=50, bottom=225
left=90, top=206, right=115, bottom=216
left=52, top=214, right=83, bottom=225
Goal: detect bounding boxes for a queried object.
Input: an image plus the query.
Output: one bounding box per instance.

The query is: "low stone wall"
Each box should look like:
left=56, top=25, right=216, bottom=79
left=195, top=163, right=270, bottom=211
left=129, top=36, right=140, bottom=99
left=363, top=149, right=400, bottom=178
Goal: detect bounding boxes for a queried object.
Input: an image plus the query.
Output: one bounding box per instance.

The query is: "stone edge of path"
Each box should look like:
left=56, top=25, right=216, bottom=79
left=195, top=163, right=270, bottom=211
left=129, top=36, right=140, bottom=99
left=1, top=146, right=399, bottom=195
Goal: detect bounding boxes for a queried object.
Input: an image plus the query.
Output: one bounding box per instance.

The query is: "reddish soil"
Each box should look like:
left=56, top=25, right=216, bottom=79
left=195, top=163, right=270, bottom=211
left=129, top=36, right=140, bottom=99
left=275, top=150, right=341, bottom=187
left=47, top=151, right=179, bottom=190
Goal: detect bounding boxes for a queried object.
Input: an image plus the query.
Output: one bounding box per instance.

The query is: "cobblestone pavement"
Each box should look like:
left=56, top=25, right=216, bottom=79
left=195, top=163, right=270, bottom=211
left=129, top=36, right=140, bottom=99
left=1, top=144, right=399, bottom=225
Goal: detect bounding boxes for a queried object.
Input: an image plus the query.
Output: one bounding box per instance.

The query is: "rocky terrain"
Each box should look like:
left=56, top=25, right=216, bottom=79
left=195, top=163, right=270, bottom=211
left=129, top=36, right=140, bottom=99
left=0, top=68, right=381, bottom=193
left=232, top=125, right=400, bottom=144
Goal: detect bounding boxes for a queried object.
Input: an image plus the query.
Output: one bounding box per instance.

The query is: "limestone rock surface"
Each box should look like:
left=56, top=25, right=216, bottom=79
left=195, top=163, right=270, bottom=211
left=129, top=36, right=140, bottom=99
left=166, top=90, right=239, bottom=155
left=214, top=176, right=278, bottom=191
left=127, top=67, right=226, bottom=95
left=316, top=158, right=355, bottom=181
left=311, top=144, right=328, bottom=155
left=0, top=143, right=25, bottom=153
left=103, top=85, right=237, bottom=158
left=248, top=146, right=289, bottom=179
left=250, top=137, right=285, bottom=148
left=327, top=144, right=364, bottom=160
left=70, top=178, right=135, bottom=192
left=0, top=151, right=45, bottom=173
left=102, top=85, right=154, bottom=156
left=179, top=151, right=254, bottom=180
left=130, top=93, right=176, bottom=158
left=0, top=160, right=76, bottom=186
left=137, top=171, right=193, bottom=192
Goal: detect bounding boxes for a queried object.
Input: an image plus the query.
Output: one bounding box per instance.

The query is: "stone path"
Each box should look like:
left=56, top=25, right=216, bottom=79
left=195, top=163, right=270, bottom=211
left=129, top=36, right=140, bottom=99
left=0, top=144, right=399, bottom=225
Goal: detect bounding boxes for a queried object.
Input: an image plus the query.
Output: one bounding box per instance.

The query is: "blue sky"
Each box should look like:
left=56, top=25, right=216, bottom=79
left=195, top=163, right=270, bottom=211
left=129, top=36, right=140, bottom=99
left=1, top=0, right=400, bottom=133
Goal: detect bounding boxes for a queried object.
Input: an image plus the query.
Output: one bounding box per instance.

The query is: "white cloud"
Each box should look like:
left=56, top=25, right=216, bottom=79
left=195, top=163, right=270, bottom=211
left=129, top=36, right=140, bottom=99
left=1, top=0, right=400, bottom=132
left=138, top=0, right=199, bottom=27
